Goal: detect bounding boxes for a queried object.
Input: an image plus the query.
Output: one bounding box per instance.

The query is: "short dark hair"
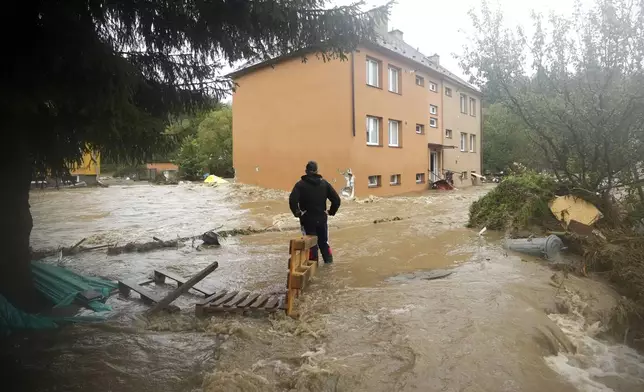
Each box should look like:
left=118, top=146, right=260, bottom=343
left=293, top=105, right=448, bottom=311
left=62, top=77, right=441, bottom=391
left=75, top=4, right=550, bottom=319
left=305, top=161, right=318, bottom=174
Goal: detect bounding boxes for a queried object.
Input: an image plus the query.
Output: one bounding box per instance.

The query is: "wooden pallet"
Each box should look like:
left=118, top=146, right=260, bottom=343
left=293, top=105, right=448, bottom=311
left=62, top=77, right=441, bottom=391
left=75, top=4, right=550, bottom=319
left=195, top=290, right=284, bottom=316
left=153, top=269, right=214, bottom=297
left=118, top=280, right=180, bottom=312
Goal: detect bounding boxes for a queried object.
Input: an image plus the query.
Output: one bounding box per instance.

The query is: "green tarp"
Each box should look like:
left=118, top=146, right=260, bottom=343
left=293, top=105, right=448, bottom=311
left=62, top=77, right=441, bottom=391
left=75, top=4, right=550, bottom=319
left=1, top=262, right=118, bottom=335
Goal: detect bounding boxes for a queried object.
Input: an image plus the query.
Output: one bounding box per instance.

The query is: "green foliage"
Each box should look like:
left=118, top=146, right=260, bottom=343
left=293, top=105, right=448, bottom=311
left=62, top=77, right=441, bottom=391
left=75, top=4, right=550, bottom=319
left=197, top=106, right=233, bottom=177
left=174, top=105, right=233, bottom=179
left=460, top=0, right=644, bottom=195
left=8, top=1, right=390, bottom=175
left=482, top=104, right=539, bottom=173
left=175, top=136, right=203, bottom=180
left=468, top=172, right=557, bottom=231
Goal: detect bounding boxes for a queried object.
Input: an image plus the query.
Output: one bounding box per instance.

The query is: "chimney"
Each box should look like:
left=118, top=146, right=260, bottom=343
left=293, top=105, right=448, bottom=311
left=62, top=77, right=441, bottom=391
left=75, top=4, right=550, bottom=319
left=389, top=29, right=404, bottom=41
left=367, top=7, right=389, bottom=38
left=429, top=54, right=440, bottom=65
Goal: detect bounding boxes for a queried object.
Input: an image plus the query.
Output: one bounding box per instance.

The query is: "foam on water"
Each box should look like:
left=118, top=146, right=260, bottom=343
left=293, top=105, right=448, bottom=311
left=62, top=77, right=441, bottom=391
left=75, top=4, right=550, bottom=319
left=544, top=289, right=644, bottom=392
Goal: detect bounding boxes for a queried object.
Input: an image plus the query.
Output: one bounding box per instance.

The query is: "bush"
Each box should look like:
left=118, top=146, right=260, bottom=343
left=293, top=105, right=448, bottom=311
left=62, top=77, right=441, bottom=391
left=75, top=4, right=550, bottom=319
left=468, top=172, right=558, bottom=232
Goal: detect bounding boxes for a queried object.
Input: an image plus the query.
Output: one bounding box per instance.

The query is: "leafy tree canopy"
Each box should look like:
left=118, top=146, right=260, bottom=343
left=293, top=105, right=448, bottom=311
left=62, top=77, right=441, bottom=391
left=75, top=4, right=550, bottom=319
left=6, top=0, right=389, bottom=174
left=459, top=0, right=644, bottom=195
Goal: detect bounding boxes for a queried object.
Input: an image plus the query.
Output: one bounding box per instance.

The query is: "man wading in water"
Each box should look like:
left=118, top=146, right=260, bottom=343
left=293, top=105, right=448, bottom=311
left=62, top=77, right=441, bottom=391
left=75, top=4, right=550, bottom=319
left=289, top=161, right=341, bottom=264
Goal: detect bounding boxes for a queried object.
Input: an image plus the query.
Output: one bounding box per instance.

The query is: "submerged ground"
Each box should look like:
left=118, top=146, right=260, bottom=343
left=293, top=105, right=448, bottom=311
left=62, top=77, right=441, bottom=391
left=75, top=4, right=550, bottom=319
left=3, top=182, right=643, bottom=392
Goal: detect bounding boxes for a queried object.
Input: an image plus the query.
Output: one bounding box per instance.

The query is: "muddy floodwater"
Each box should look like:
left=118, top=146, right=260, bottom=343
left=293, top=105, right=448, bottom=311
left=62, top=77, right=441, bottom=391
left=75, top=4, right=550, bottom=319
left=4, top=183, right=644, bottom=392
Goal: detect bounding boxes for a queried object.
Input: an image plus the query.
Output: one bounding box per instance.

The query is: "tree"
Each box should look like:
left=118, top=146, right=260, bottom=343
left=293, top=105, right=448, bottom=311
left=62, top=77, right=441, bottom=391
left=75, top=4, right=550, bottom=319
left=174, top=105, right=233, bottom=179
left=482, top=103, right=539, bottom=173
left=197, top=105, right=233, bottom=177
left=1, top=1, right=389, bottom=310
left=460, top=0, right=644, bottom=199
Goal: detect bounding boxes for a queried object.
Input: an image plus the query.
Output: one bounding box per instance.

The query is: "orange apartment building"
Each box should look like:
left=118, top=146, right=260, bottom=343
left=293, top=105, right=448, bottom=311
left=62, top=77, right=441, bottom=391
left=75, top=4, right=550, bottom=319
left=230, top=18, right=482, bottom=197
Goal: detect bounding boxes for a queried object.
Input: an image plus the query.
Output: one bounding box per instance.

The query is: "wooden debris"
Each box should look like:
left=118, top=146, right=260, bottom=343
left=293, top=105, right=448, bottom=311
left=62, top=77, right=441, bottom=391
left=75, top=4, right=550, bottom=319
left=286, top=235, right=318, bottom=317
left=153, top=269, right=215, bottom=296
left=118, top=280, right=180, bottom=312
left=147, top=261, right=219, bottom=314
left=195, top=291, right=282, bottom=315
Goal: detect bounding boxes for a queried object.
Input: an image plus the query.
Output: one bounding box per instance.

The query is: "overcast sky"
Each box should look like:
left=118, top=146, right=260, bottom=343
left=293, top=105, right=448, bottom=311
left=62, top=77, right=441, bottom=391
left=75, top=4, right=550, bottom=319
left=334, top=0, right=585, bottom=79
left=221, top=0, right=587, bottom=102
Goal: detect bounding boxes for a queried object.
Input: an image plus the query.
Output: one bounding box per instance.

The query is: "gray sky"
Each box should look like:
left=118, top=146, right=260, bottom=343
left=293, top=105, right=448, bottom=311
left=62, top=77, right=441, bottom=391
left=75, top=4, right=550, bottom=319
left=221, top=0, right=585, bottom=102
left=335, top=0, right=582, bottom=79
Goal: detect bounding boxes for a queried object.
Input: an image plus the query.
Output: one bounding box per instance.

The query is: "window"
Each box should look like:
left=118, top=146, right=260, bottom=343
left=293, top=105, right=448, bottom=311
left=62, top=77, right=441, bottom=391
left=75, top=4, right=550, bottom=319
left=445, top=87, right=452, bottom=97
left=416, top=124, right=425, bottom=134
left=390, top=174, right=401, bottom=185
left=366, top=58, right=380, bottom=87
left=429, top=118, right=438, bottom=128
left=388, top=120, right=401, bottom=147
left=429, top=82, right=437, bottom=92
left=368, top=175, right=381, bottom=187
left=470, top=134, right=476, bottom=152
left=460, top=94, right=467, bottom=113
left=388, top=66, right=400, bottom=93
left=416, top=173, right=426, bottom=184
left=366, top=116, right=380, bottom=145
left=430, top=105, right=438, bottom=115
left=445, top=129, right=453, bottom=138
left=460, top=132, right=467, bottom=151
left=415, top=75, right=425, bottom=87
left=469, top=97, right=477, bottom=117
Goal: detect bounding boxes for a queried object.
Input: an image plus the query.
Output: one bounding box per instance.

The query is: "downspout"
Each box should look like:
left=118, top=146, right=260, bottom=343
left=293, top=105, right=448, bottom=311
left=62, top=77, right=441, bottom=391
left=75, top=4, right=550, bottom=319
left=479, top=100, right=483, bottom=174
left=440, top=79, right=445, bottom=179
left=351, top=51, right=356, bottom=137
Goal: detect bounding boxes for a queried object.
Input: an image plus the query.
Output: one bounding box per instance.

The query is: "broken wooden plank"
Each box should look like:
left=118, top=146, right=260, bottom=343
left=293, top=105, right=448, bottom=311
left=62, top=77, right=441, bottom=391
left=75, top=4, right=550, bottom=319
left=147, top=261, right=219, bottom=314
left=197, top=290, right=228, bottom=306
left=250, top=294, right=269, bottom=308
left=211, top=291, right=239, bottom=307
left=153, top=269, right=214, bottom=296
left=224, top=291, right=250, bottom=307
left=118, top=280, right=179, bottom=312
left=264, top=296, right=279, bottom=310
left=237, top=292, right=260, bottom=308
left=195, top=290, right=227, bottom=317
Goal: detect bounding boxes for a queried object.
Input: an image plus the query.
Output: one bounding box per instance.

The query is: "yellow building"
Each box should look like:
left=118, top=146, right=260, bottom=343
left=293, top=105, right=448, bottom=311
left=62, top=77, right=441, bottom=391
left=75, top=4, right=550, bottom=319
left=70, top=151, right=100, bottom=182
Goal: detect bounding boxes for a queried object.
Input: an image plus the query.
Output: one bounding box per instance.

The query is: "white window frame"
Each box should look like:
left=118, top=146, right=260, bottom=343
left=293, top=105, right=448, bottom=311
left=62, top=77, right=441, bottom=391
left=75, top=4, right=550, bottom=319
left=429, top=82, right=437, bottom=92
left=368, top=175, right=380, bottom=187
left=460, top=94, right=467, bottom=114
left=445, top=87, right=452, bottom=97
left=470, top=134, right=476, bottom=152
left=388, top=120, right=400, bottom=147
left=415, top=75, right=424, bottom=86
left=416, top=173, right=425, bottom=184
left=429, top=118, right=438, bottom=128
left=460, top=132, right=467, bottom=152
left=366, top=116, right=380, bottom=146
left=470, top=97, right=477, bottom=117
left=388, top=66, right=400, bottom=93
left=430, top=105, right=438, bottom=115
left=445, top=129, right=453, bottom=138
left=390, top=174, right=401, bottom=185
left=366, top=58, right=380, bottom=87
left=416, top=124, right=425, bottom=134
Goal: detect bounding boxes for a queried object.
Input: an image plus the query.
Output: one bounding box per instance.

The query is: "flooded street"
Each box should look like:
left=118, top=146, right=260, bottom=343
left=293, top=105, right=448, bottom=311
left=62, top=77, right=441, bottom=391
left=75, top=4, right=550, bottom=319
left=5, top=183, right=643, bottom=392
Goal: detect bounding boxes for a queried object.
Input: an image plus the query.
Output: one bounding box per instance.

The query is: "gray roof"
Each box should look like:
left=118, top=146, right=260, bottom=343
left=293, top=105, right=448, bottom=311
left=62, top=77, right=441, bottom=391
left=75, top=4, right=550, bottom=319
left=228, top=36, right=480, bottom=94
left=372, top=34, right=479, bottom=93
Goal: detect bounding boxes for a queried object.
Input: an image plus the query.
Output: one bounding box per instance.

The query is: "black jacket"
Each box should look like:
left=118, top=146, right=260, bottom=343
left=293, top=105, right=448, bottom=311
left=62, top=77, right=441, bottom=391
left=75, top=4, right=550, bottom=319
left=289, top=174, right=341, bottom=221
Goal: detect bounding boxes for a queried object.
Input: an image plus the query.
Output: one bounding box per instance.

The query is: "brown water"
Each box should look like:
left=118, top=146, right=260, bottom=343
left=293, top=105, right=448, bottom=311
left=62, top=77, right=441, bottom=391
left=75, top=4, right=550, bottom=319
left=5, top=183, right=643, bottom=392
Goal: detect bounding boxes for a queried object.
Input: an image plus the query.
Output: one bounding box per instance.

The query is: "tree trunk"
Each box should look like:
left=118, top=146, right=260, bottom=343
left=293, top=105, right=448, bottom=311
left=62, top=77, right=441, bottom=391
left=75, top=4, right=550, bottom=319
left=0, top=151, right=40, bottom=312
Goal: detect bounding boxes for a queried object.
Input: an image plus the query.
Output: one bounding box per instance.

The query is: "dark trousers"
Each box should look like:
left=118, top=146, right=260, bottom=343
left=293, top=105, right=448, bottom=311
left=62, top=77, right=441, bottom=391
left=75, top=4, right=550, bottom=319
left=300, top=218, right=332, bottom=263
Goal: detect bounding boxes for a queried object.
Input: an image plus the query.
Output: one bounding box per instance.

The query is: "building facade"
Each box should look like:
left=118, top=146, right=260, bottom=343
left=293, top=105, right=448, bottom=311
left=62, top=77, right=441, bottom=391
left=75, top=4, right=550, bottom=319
left=231, top=22, right=481, bottom=197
